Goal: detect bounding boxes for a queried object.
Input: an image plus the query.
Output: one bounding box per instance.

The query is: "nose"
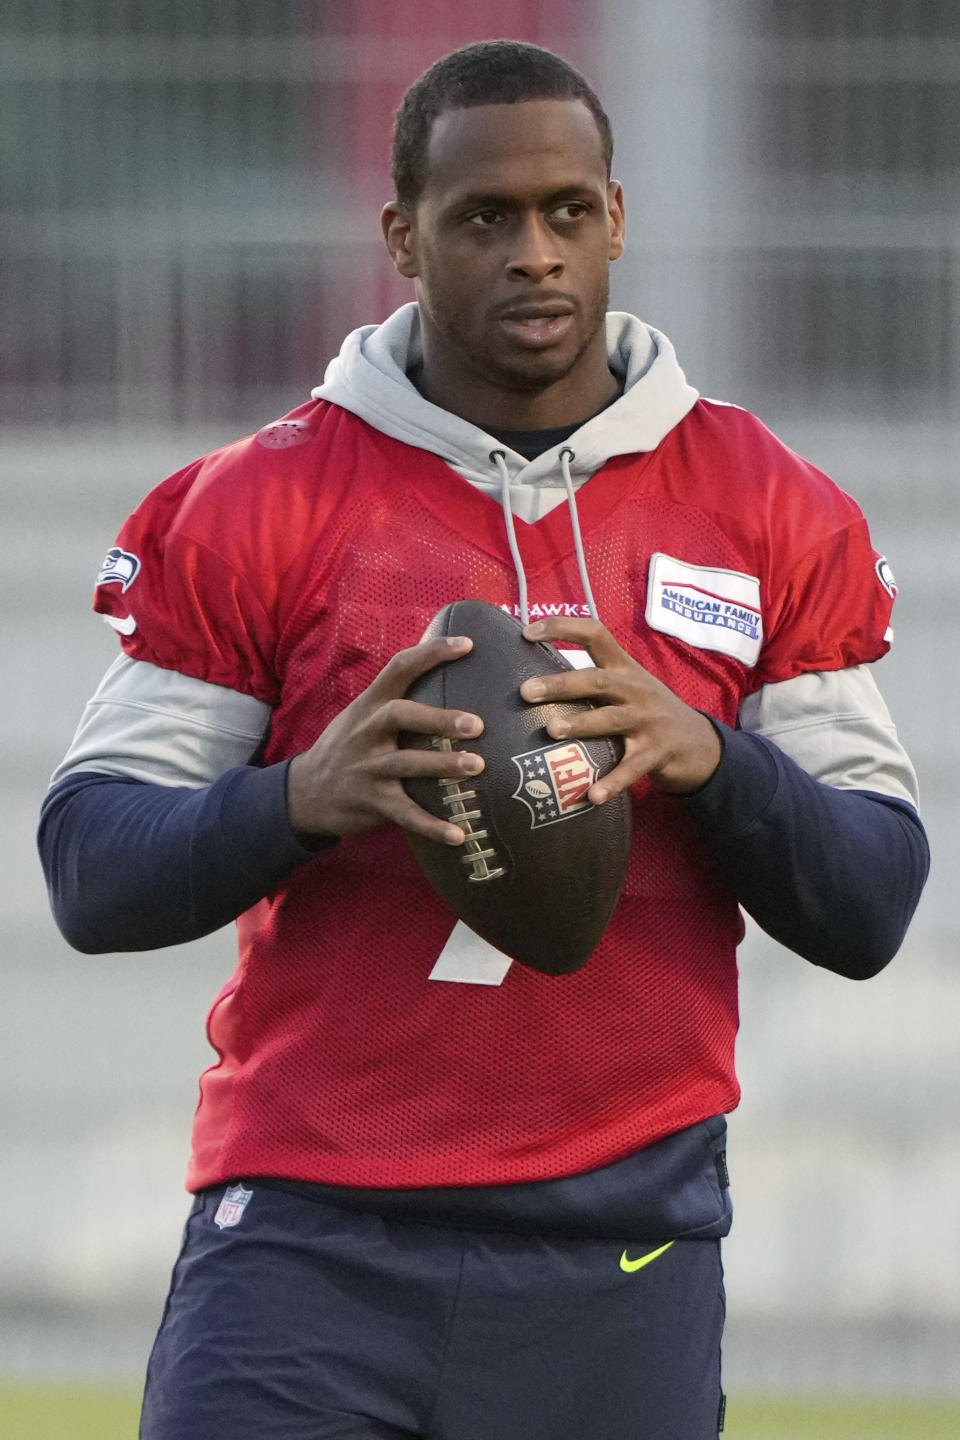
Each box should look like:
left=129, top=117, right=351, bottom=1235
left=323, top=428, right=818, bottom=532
left=505, top=214, right=564, bottom=282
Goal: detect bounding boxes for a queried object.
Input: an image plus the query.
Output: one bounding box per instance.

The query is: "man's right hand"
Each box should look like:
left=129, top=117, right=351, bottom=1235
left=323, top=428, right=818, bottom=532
left=286, top=634, right=485, bottom=845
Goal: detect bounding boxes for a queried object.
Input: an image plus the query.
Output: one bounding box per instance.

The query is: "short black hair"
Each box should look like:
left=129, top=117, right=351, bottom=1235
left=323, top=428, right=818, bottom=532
left=391, top=40, right=614, bottom=208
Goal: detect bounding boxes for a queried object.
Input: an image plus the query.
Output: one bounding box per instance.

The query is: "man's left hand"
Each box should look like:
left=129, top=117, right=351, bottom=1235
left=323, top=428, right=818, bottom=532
left=520, top=617, right=722, bottom=801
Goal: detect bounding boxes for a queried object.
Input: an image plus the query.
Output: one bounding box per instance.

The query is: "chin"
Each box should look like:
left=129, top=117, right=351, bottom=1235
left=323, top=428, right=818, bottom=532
left=491, top=347, right=579, bottom=391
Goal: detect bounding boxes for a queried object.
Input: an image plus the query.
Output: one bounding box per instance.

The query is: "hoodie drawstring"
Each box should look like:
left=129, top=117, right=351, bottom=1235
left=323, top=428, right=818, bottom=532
left=490, top=447, right=600, bottom=628
left=490, top=450, right=529, bottom=626
left=559, top=448, right=600, bottom=622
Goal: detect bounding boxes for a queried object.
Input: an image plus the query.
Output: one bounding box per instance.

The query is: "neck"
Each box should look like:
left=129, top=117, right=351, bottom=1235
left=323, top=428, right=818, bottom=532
left=415, top=328, right=617, bottom=432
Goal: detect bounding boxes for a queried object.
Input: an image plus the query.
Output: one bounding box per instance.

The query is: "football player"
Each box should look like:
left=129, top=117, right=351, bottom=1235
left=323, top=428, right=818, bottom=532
left=40, top=40, right=928, bottom=1440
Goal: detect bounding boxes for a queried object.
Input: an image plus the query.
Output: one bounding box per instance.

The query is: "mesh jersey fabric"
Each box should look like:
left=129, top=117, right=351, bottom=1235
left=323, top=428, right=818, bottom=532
left=93, top=398, right=895, bottom=1191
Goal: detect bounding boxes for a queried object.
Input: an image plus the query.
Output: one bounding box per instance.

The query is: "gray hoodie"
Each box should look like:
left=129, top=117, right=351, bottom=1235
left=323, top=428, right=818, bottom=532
left=314, top=302, right=699, bottom=524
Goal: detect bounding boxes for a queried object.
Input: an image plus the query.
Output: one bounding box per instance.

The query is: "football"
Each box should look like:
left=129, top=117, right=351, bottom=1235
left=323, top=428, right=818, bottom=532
left=402, top=599, right=632, bottom=976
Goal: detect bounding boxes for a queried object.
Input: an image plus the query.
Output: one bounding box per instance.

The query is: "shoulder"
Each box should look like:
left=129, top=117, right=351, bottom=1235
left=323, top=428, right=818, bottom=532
left=679, top=398, right=866, bottom=525
left=93, top=400, right=417, bottom=690
left=121, top=399, right=391, bottom=577
left=153, top=399, right=342, bottom=530
left=665, top=399, right=874, bottom=573
left=654, top=399, right=894, bottom=679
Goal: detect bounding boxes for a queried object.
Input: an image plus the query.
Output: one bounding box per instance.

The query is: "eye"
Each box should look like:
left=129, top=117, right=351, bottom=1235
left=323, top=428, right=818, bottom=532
left=467, top=209, right=503, bottom=227
left=551, top=202, right=589, bottom=222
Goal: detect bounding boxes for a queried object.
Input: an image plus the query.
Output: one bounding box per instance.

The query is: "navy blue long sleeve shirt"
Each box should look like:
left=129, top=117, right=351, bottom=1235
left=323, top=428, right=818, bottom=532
left=37, top=721, right=928, bottom=979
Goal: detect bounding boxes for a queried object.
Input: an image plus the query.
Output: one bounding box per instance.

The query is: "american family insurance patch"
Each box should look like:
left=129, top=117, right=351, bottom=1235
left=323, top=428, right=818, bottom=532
left=646, top=553, right=762, bottom=666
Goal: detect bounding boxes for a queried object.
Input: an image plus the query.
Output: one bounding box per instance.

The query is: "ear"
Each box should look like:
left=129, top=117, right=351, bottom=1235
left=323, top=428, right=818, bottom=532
left=381, top=202, right=420, bottom=279
left=606, top=181, right=625, bottom=262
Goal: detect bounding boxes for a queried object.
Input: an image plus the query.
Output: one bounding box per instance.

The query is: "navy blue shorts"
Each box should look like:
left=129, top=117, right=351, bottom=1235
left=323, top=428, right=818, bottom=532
left=140, top=1182, right=725, bottom=1439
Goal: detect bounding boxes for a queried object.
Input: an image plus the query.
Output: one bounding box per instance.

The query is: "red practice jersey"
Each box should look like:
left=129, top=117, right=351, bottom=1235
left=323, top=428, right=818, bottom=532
left=94, top=398, right=894, bottom=1191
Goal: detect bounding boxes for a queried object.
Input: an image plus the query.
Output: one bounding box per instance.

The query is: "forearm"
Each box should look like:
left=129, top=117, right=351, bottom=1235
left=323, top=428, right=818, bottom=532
left=38, top=763, right=332, bottom=953
left=682, top=722, right=929, bottom=978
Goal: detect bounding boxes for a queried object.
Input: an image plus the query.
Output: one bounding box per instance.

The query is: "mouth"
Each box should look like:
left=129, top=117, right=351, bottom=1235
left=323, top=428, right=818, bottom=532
left=495, top=298, right=576, bottom=348
left=496, top=304, right=576, bottom=348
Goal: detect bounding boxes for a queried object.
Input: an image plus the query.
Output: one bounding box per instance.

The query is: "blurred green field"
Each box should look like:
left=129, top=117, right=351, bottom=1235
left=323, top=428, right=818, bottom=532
left=2, top=1385, right=960, bottom=1439
left=0, top=1385, right=141, bottom=1440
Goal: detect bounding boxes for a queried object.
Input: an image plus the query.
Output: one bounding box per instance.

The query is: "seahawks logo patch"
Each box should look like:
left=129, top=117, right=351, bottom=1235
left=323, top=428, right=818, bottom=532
left=97, top=547, right=141, bottom=592
left=875, top=556, right=897, bottom=599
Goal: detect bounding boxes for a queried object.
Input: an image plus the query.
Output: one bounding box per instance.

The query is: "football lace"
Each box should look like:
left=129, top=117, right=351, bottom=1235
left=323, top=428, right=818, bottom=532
left=430, top=739, right=505, bottom=883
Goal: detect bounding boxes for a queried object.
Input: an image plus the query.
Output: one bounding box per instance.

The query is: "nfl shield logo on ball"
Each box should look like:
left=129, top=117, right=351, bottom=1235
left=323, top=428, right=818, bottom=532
left=511, top=742, right=598, bottom=828
left=214, top=1183, right=253, bottom=1229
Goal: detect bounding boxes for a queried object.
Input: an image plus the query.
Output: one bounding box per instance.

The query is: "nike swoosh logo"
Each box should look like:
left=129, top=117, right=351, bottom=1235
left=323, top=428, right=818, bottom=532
left=103, top=612, right=137, bottom=636
left=619, top=1240, right=675, bottom=1273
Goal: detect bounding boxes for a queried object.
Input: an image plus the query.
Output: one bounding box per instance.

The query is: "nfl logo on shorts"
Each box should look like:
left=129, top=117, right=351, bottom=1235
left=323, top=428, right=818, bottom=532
left=214, top=1183, right=253, bottom=1229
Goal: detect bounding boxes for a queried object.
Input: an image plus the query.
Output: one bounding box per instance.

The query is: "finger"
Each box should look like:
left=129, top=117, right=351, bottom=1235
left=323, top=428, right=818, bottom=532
left=376, top=789, right=473, bottom=847
left=371, top=634, right=474, bottom=700
left=587, top=747, right=657, bottom=804
left=523, top=616, right=628, bottom=667
left=378, top=744, right=485, bottom=782
left=520, top=665, right=623, bottom=706
left=543, top=703, right=638, bottom=741
left=381, top=697, right=484, bottom=741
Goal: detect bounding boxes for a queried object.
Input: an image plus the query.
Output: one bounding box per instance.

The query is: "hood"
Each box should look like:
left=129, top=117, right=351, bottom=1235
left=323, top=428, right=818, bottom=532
left=312, top=302, right=698, bottom=521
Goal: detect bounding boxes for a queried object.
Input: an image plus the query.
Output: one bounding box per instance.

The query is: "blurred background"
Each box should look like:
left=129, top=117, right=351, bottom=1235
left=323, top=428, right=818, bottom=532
left=2, top=0, right=958, bottom=1416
